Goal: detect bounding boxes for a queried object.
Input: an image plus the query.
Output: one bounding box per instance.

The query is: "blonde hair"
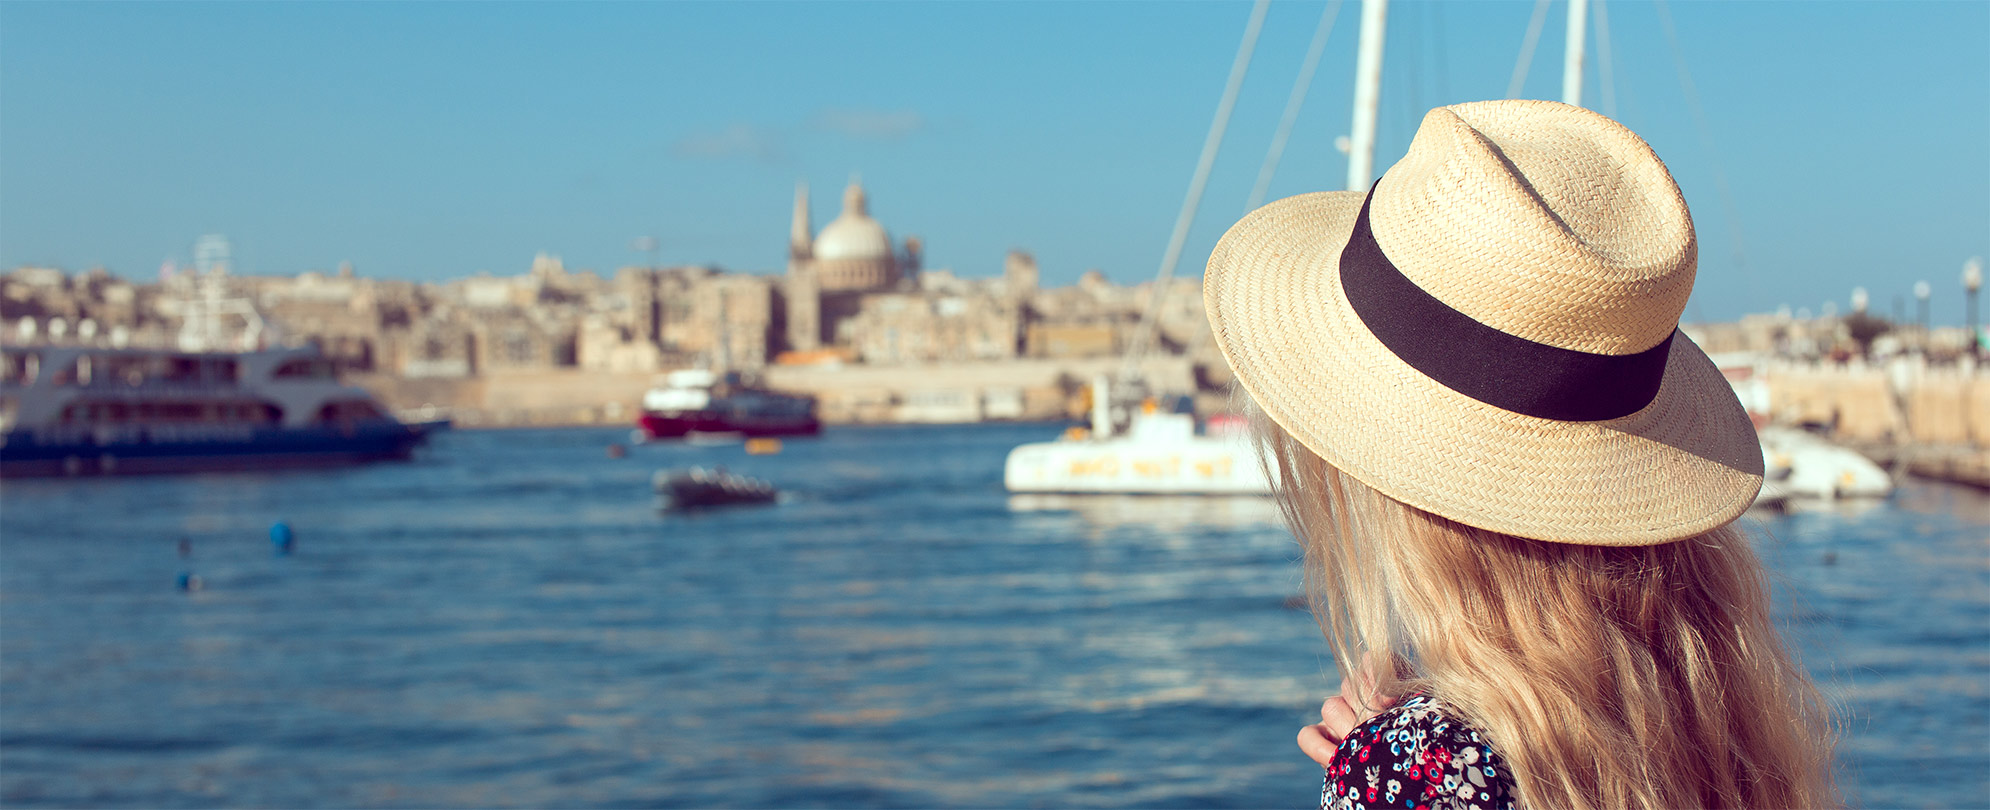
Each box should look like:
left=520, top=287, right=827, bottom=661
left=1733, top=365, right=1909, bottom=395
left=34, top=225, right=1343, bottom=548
left=1259, top=414, right=1839, bottom=810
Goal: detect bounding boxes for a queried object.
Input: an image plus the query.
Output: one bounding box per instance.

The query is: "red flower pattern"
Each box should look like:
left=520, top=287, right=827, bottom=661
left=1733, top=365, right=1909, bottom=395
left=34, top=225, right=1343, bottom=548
left=1319, top=693, right=1515, bottom=810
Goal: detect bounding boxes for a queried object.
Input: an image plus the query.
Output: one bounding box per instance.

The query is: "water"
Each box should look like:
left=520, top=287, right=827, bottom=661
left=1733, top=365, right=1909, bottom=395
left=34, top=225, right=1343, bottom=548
left=1, top=424, right=1984, bottom=808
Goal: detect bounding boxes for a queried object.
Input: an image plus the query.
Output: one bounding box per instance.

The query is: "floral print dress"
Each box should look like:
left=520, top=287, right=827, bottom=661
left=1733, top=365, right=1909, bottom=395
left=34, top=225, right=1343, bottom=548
left=1320, top=693, right=1517, bottom=810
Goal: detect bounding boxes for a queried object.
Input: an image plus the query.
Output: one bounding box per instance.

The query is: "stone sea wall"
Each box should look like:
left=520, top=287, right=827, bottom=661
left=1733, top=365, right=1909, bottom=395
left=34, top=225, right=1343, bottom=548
left=354, top=356, right=1201, bottom=429
left=1768, top=364, right=1990, bottom=446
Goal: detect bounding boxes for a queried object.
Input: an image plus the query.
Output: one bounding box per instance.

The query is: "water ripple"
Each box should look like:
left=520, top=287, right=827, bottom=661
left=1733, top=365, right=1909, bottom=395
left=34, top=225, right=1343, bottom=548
left=2, top=424, right=1983, bottom=807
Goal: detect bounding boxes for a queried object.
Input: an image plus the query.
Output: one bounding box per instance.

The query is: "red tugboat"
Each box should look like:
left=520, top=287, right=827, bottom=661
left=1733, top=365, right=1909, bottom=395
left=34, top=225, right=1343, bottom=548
left=636, top=369, right=821, bottom=440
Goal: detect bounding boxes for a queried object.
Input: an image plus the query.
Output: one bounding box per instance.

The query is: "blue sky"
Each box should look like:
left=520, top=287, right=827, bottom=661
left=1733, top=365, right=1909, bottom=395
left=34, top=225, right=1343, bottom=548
left=2, top=1, right=1985, bottom=323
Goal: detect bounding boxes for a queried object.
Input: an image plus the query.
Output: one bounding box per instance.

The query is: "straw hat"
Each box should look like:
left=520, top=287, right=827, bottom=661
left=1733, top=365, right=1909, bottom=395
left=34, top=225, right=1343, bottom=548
left=1204, top=100, right=1761, bottom=546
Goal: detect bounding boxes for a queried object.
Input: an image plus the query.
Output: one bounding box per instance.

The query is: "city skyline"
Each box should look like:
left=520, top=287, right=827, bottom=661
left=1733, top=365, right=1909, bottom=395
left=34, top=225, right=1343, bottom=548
left=2, top=1, right=1986, bottom=324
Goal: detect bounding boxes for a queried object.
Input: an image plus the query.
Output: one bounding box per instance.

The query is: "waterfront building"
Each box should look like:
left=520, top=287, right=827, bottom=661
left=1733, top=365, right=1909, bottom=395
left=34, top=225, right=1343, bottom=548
left=1, top=213, right=1239, bottom=426
left=400, top=314, right=479, bottom=378
left=782, top=178, right=923, bottom=353
left=839, top=291, right=1021, bottom=365
left=1, top=266, right=147, bottom=341
left=1004, top=250, right=1039, bottom=304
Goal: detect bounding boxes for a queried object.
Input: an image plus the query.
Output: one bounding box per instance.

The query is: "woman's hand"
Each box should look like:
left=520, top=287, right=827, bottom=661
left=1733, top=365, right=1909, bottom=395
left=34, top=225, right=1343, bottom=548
left=1297, top=653, right=1399, bottom=769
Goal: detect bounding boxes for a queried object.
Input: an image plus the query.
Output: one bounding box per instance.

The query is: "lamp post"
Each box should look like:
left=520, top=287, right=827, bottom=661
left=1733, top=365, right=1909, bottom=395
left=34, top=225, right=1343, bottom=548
left=1914, top=280, right=1932, bottom=355
left=633, top=236, right=660, bottom=271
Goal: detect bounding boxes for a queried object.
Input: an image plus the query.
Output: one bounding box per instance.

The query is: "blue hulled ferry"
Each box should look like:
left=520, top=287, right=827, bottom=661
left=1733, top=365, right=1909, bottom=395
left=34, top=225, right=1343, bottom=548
left=0, top=344, right=439, bottom=477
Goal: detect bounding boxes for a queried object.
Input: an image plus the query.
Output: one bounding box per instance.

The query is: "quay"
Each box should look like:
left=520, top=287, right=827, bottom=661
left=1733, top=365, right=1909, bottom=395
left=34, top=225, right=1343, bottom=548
left=9, top=245, right=1987, bottom=494
left=1737, top=360, right=1990, bottom=490
left=348, top=355, right=1206, bottom=429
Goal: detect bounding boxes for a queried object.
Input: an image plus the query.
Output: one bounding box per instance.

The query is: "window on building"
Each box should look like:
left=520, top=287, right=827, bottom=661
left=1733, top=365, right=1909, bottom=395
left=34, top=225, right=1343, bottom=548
left=273, top=357, right=336, bottom=380
left=317, top=399, right=385, bottom=423
left=502, top=331, right=536, bottom=365
left=0, top=352, right=36, bottom=385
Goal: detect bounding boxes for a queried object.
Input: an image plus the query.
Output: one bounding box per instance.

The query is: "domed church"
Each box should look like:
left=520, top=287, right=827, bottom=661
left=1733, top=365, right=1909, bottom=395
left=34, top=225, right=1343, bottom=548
left=783, top=178, right=922, bottom=352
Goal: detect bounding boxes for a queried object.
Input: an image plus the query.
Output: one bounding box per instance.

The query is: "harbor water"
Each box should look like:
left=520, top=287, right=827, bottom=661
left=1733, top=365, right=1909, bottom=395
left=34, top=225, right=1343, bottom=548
left=2, top=423, right=1985, bottom=808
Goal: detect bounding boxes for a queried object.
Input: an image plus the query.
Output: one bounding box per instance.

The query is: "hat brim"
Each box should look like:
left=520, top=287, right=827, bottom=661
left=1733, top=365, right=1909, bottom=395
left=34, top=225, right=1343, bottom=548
left=1204, top=191, right=1763, bottom=546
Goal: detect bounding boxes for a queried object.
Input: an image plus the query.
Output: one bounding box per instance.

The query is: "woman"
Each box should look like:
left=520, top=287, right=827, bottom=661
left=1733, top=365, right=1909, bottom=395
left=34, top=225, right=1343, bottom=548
left=1202, top=100, right=1837, bottom=810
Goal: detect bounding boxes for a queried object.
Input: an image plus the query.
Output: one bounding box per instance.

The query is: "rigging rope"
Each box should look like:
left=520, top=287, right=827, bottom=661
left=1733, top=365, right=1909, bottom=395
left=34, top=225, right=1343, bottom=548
left=1118, top=0, right=1270, bottom=388
left=1247, top=0, right=1345, bottom=212
left=1593, top=0, right=1617, bottom=117
left=1506, top=0, right=1552, bottom=99
left=1652, top=0, right=1754, bottom=319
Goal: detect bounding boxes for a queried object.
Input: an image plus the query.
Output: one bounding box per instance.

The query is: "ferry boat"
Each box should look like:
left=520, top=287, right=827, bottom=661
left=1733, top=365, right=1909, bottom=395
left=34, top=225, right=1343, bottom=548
left=636, top=369, right=821, bottom=441
left=0, top=344, right=438, bottom=477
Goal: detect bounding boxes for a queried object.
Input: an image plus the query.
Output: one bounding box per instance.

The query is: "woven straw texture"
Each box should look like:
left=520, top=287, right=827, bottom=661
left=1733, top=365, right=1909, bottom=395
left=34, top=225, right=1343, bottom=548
left=1203, top=100, right=1762, bottom=546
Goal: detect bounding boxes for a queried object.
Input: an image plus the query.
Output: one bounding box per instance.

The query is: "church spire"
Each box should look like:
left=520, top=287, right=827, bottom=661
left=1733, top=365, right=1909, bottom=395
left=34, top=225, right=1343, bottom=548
left=789, top=180, right=812, bottom=259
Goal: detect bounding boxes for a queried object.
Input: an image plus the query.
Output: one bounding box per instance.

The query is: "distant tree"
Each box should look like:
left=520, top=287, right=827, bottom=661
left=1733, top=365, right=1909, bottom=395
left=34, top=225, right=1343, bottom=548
left=1842, top=312, right=1891, bottom=357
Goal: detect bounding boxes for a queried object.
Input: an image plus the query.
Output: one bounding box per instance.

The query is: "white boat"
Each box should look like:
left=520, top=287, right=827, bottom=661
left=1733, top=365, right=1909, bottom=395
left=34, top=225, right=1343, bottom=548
left=1758, top=425, right=1893, bottom=500
left=1002, top=4, right=1296, bottom=497
left=0, top=343, right=438, bottom=477
left=1714, top=353, right=1894, bottom=504
left=1007, top=492, right=1282, bottom=528
left=1004, top=376, right=1272, bottom=495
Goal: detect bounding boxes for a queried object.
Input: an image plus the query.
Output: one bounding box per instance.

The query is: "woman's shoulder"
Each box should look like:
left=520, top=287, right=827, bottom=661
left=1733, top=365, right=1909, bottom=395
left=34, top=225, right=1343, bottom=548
left=1321, top=693, right=1517, bottom=810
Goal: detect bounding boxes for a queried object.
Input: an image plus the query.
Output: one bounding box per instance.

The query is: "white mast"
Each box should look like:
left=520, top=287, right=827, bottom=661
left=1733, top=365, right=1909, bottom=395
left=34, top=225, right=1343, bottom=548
left=1346, top=0, right=1389, bottom=191
left=1562, top=0, right=1589, bottom=106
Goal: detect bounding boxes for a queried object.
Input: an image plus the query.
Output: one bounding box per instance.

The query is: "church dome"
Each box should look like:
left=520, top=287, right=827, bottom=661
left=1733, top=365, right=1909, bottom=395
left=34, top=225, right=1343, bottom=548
left=813, top=182, right=894, bottom=262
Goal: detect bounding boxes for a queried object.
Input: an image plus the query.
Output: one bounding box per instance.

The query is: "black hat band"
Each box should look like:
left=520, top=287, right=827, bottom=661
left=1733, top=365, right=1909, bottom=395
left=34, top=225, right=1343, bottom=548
left=1338, top=190, right=1675, bottom=423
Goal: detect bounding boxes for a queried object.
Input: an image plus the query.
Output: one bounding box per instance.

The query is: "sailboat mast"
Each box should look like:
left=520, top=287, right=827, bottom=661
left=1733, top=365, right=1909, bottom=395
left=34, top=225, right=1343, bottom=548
left=1562, top=0, right=1589, bottom=106
left=1346, top=0, right=1389, bottom=191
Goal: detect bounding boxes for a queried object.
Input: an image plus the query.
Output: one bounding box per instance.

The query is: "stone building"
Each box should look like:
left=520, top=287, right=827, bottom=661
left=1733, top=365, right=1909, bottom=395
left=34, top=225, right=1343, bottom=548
left=1, top=266, right=150, bottom=345
left=471, top=309, right=575, bottom=372
left=660, top=270, right=774, bottom=371
left=782, top=179, right=922, bottom=353
left=578, top=264, right=778, bottom=372
left=840, top=291, right=1021, bottom=365
left=1024, top=323, right=1119, bottom=358
left=400, top=310, right=480, bottom=378
left=1004, top=250, right=1039, bottom=304
left=248, top=265, right=386, bottom=372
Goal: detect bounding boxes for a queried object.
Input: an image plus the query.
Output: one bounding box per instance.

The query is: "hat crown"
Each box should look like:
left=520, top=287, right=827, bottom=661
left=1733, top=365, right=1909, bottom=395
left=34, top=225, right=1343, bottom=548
left=1369, top=100, right=1695, bottom=356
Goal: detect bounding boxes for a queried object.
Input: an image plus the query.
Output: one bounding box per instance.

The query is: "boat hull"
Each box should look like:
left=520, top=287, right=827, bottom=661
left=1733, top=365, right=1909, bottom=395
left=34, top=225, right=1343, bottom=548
left=1758, top=426, right=1894, bottom=500
left=638, top=411, right=821, bottom=440
left=1003, top=435, right=1274, bottom=495
left=0, top=422, right=431, bottom=477
left=653, top=468, right=779, bottom=510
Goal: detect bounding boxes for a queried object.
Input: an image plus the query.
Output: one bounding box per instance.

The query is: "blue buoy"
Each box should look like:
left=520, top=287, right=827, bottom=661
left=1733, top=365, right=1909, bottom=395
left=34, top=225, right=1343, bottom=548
left=176, top=572, right=204, bottom=591
left=270, top=521, right=295, bottom=555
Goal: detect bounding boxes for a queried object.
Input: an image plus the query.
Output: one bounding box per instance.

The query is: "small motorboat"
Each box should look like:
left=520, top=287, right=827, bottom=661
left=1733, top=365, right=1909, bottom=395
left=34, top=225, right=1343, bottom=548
left=653, top=466, right=778, bottom=510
